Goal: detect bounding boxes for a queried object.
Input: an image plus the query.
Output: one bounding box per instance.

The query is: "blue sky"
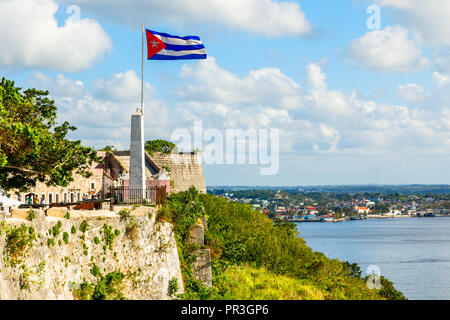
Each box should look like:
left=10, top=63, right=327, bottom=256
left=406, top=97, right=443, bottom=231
left=0, top=0, right=449, bottom=186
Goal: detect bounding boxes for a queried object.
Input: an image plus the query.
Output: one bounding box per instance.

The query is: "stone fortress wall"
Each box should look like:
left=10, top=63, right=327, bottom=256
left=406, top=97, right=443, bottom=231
left=0, top=207, right=184, bottom=300
left=151, top=152, right=207, bottom=194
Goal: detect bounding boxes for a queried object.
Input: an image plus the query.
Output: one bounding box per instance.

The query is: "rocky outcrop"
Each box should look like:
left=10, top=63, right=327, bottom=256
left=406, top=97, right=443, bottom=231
left=0, top=207, right=183, bottom=300
left=192, top=249, right=212, bottom=288
left=189, top=223, right=205, bottom=246
left=188, top=219, right=212, bottom=288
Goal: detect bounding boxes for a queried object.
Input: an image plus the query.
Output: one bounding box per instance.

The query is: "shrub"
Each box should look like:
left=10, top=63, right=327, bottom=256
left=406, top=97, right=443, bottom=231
left=118, top=209, right=131, bottom=222
left=74, top=265, right=126, bottom=300
left=144, top=139, right=176, bottom=155
left=79, top=220, right=89, bottom=233
left=49, top=221, right=62, bottom=238
left=5, top=224, right=36, bottom=264
left=62, top=232, right=69, bottom=244
left=47, top=238, right=55, bottom=248
left=102, top=224, right=117, bottom=250
left=168, top=277, right=179, bottom=298
left=27, top=209, right=36, bottom=221
left=125, top=221, right=139, bottom=243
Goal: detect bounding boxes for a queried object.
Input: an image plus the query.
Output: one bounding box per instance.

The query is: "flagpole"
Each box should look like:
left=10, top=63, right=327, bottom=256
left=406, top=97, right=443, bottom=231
left=141, top=23, right=144, bottom=115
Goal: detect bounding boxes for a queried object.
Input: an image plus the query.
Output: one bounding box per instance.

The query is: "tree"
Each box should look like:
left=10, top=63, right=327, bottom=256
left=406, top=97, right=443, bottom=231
left=99, top=146, right=116, bottom=152
left=144, top=139, right=176, bottom=155
left=0, top=78, right=98, bottom=193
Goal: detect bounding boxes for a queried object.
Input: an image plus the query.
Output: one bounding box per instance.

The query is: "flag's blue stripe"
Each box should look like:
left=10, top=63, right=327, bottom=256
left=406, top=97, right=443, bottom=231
left=149, top=53, right=207, bottom=60
left=146, top=29, right=200, bottom=41
left=163, top=43, right=205, bottom=52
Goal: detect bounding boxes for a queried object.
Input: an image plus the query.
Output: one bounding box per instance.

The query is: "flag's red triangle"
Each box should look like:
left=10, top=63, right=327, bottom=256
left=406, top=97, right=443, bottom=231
left=146, top=30, right=166, bottom=59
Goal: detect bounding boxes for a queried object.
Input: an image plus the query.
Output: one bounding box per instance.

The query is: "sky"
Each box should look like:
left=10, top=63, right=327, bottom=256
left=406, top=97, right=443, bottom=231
left=0, top=0, right=449, bottom=186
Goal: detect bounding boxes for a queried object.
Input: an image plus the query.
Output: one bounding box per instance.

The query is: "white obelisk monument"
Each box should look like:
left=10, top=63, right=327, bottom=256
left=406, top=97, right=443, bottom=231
left=129, top=24, right=146, bottom=198
left=129, top=112, right=145, bottom=193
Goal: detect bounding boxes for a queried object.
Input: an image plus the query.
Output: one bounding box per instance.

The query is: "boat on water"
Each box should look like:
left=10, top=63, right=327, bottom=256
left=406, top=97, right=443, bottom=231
left=350, top=216, right=365, bottom=221
left=288, top=217, right=347, bottom=223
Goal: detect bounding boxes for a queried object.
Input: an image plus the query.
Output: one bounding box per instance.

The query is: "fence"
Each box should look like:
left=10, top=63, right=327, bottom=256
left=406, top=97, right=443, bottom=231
left=110, top=186, right=167, bottom=206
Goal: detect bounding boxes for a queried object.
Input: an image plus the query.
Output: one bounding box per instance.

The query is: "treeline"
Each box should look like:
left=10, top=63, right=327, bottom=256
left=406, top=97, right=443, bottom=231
left=210, top=189, right=450, bottom=203
left=209, top=185, right=450, bottom=196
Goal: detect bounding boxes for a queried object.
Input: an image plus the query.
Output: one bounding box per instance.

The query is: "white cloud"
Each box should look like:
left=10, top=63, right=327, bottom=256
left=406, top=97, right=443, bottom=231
left=397, top=84, right=427, bottom=103
left=28, top=60, right=450, bottom=159
left=376, top=1, right=450, bottom=73
left=178, top=57, right=301, bottom=109
left=66, top=0, right=312, bottom=37
left=378, top=0, right=450, bottom=46
left=93, top=70, right=154, bottom=103
left=306, top=63, right=327, bottom=90
left=28, top=72, right=86, bottom=98
left=347, top=26, right=428, bottom=72
left=174, top=59, right=449, bottom=156
left=0, top=0, right=112, bottom=72
left=433, top=72, right=450, bottom=88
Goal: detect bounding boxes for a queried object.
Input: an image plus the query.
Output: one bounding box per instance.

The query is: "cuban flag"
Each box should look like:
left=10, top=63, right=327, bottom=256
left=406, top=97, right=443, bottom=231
left=146, top=29, right=207, bottom=60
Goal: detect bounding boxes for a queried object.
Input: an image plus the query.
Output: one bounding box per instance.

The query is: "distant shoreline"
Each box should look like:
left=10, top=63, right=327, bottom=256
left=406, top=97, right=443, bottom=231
left=288, top=215, right=414, bottom=223
left=288, top=215, right=450, bottom=223
left=207, top=184, right=450, bottom=195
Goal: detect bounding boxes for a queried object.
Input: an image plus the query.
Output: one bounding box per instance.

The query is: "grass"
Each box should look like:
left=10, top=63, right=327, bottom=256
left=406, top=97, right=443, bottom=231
left=213, top=265, right=325, bottom=300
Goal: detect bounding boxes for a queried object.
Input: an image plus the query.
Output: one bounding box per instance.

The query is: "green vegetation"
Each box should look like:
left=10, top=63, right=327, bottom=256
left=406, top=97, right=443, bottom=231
left=62, top=232, right=69, bottom=245
left=168, top=277, right=179, bottom=298
left=4, top=224, right=36, bottom=264
left=162, top=165, right=171, bottom=173
left=144, top=139, right=176, bottom=155
left=102, top=224, right=118, bottom=250
left=99, top=146, right=116, bottom=152
left=0, top=77, right=98, bottom=193
left=64, top=212, right=70, bottom=219
left=125, top=221, right=139, bottom=244
left=27, top=209, right=36, bottom=221
left=47, top=238, right=55, bottom=248
left=159, top=187, right=405, bottom=300
left=211, top=265, right=325, bottom=300
left=73, top=265, right=126, bottom=300
left=79, top=220, right=89, bottom=233
left=118, top=208, right=131, bottom=221
left=49, top=221, right=62, bottom=238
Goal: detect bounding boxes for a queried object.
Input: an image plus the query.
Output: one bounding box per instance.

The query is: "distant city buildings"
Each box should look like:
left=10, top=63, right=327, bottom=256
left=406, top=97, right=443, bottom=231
left=212, top=189, right=450, bottom=221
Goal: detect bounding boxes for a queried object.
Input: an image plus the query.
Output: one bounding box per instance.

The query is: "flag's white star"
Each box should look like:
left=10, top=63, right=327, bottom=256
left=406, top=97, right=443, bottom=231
left=151, top=39, right=159, bottom=48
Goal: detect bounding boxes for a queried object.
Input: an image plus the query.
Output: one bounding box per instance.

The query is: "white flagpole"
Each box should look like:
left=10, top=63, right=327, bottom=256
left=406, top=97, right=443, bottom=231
left=141, top=24, right=144, bottom=115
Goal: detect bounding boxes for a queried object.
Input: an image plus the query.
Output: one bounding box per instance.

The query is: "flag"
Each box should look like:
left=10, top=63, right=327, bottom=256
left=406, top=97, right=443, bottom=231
left=145, top=29, right=207, bottom=60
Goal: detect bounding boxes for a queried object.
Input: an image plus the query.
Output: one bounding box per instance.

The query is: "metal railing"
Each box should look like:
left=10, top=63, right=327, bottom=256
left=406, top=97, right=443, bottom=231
left=110, top=186, right=166, bottom=206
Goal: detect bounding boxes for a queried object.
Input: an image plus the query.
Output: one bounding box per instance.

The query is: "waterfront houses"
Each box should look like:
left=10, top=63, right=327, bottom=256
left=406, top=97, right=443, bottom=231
left=211, top=188, right=450, bottom=221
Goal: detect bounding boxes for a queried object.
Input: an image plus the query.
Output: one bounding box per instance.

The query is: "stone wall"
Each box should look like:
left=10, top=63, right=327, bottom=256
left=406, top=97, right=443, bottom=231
left=0, top=207, right=184, bottom=300
left=151, top=153, right=207, bottom=194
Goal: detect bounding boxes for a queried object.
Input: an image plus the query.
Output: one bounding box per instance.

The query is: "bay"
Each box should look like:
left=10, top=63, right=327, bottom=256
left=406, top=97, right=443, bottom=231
left=296, top=217, right=450, bottom=300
